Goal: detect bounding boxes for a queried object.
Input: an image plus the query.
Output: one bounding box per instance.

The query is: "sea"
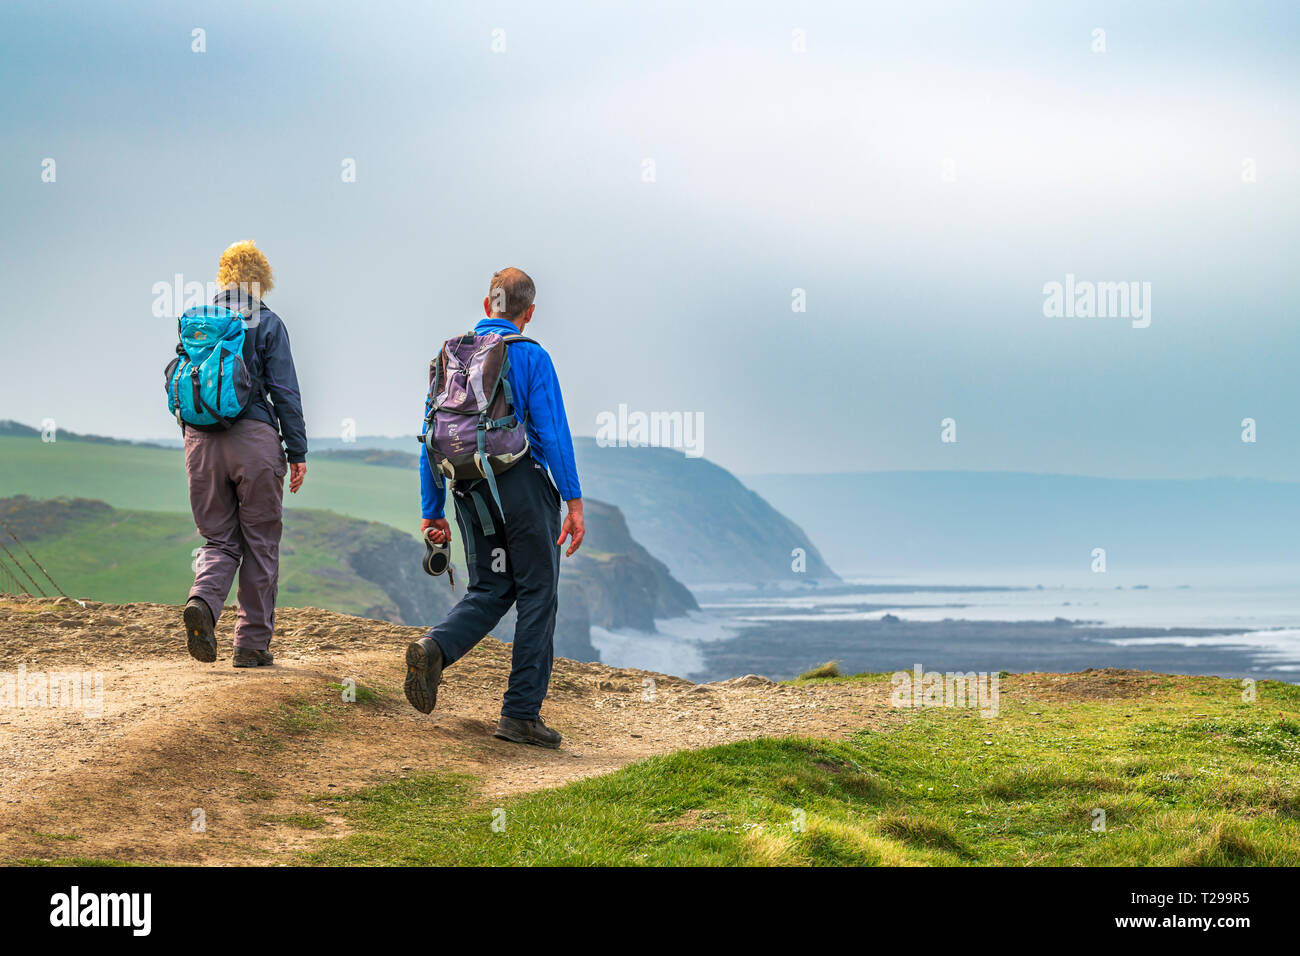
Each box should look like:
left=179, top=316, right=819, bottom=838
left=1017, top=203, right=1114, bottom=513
left=589, top=568, right=1300, bottom=684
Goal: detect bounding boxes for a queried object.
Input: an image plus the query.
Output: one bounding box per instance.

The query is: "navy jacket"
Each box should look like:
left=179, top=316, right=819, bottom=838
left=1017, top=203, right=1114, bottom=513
left=419, top=317, right=581, bottom=520
left=211, top=289, right=308, bottom=463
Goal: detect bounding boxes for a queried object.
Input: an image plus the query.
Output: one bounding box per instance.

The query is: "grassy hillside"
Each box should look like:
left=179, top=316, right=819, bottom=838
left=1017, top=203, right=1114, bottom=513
left=8, top=505, right=211, bottom=605
left=0, top=433, right=708, bottom=657
left=0, top=435, right=420, bottom=536
left=1, top=433, right=840, bottom=586
left=0, top=496, right=444, bottom=622
left=0, top=494, right=688, bottom=658
left=571, top=438, right=838, bottom=585
left=308, top=672, right=1300, bottom=865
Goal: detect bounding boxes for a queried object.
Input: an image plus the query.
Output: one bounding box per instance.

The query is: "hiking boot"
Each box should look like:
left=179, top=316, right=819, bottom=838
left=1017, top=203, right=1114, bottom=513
left=183, top=598, right=217, bottom=663
left=404, top=638, right=443, bottom=714
left=493, top=716, right=562, bottom=750
left=232, top=647, right=274, bottom=668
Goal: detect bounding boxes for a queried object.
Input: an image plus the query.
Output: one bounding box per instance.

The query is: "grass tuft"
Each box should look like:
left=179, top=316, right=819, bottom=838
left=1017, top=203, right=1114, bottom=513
left=798, top=661, right=842, bottom=680
left=876, top=811, right=968, bottom=857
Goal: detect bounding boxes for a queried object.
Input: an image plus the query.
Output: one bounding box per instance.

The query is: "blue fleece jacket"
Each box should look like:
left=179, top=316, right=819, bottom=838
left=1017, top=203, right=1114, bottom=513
left=420, top=318, right=581, bottom=520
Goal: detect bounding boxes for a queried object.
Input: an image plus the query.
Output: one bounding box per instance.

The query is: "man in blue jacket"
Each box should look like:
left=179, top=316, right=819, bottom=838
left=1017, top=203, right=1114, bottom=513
left=404, top=267, right=584, bottom=749
left=181, top=241, right=308, bottom=668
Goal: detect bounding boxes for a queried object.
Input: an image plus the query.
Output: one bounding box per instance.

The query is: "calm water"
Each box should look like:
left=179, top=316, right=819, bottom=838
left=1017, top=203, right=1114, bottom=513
left=590, top=572, right=1300, bottom=682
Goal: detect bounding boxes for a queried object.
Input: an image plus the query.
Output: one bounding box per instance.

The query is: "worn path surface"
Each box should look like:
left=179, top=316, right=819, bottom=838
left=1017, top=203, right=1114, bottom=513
left=1, top=597, right=909, bottom=864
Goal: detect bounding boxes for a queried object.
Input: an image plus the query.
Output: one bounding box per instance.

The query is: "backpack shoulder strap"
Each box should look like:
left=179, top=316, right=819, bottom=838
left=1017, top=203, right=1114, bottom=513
left=427, top=353, right=447, bottom=416
left=493, top=335, right=538, bottom=429
left=427, top=358, right=441, bottom=402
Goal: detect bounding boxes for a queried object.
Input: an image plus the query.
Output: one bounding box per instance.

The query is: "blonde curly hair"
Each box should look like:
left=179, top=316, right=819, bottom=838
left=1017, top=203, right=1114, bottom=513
left=217, top=240, right=274, bottom=297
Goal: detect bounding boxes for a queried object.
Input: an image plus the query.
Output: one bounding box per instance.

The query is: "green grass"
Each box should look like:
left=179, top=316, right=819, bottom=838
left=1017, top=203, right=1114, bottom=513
left=277, top=700, right=335, bottom=735
left=0, top=435, right=420, bottom=535
left=0, top=433, right=473, bottom=588
left=2, top=504, right=202, bottom=603
left=0, top=498, right=408, bottom=617
left=230, top=693, right=345, bottom=753
left=797, top=661, right=842, bottom=680
left=327, top=681, right=384, bottom=704
left=304, top=675, right=1300, bottom=866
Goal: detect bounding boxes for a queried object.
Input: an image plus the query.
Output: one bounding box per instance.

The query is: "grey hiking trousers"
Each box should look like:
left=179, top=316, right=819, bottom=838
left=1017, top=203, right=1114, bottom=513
left=184, top=418, right=287, bottom=651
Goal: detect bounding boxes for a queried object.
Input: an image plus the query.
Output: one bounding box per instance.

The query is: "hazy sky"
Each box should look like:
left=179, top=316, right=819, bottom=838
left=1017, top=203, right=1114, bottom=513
left=3, top=0, right=1298, bottom=480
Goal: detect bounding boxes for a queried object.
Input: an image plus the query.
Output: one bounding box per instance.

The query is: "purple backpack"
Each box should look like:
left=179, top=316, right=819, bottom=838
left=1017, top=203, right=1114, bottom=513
left=422, top=330, right=535, bottom=528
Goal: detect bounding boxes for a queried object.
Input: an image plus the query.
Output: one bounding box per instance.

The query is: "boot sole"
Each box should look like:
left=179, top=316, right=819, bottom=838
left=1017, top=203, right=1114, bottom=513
left=404, top=641, right=442, bottom=714
left=183, top=602, right=217, bottom=663
left=493, top=727, right=561, bottom=750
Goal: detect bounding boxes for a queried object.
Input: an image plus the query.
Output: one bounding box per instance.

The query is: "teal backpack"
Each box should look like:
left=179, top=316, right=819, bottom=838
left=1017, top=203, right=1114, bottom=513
left=164, top=306, right=253, bottom=428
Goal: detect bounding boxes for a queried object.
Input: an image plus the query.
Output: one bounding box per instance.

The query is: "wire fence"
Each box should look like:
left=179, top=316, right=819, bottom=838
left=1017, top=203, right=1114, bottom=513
left=0, top=521, right=68, bottom=599
left=0, top=559, right=23, bottom=596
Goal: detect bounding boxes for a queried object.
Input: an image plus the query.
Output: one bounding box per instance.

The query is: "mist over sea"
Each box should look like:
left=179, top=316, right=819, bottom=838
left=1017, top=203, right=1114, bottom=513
left=591, top=571, right=1300, bottom=684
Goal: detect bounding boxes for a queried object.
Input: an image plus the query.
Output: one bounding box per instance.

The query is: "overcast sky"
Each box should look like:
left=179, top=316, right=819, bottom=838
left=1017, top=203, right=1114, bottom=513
left=3, top=0, right=1298, bottom=480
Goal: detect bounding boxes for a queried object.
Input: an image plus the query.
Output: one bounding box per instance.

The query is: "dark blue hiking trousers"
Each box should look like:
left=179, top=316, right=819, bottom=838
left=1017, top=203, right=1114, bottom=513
left=428, top=457, right=563, bottom=720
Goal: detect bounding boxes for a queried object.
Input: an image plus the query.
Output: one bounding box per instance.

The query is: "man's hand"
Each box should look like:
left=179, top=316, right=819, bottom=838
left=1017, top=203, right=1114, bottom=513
left=288, top=462, right=307, bottom=494
left=422, top=517, right=450, bottom=544
left=557, top=499, right=585, bottom=556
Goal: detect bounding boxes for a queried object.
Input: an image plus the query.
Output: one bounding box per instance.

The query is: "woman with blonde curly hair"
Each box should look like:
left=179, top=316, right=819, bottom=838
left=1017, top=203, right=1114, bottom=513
left=178, top=240, right=308, bottom=668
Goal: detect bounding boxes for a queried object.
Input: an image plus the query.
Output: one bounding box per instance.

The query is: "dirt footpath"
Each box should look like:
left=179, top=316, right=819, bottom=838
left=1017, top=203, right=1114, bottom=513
left=0, top=598, right=899, bottom=864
